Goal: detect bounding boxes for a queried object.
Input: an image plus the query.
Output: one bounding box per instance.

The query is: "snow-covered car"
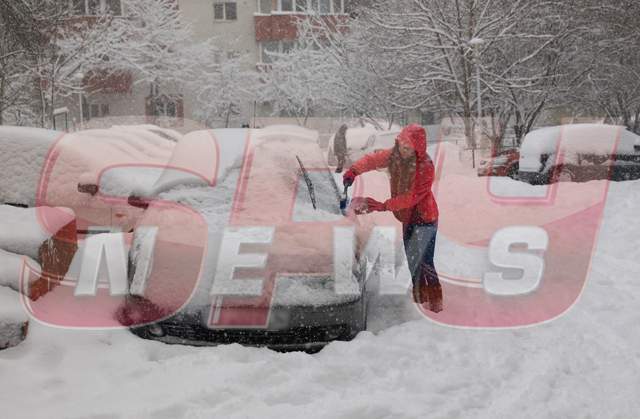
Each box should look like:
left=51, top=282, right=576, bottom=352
left=477, top=148, right=520, bottom=179
left=518, top=124, right=640, bottom=184
left=0, top=125, right=177, bottom=234
left=118, top=128, right=369, bottom=352
left=327, top=127, right=401, bottom=169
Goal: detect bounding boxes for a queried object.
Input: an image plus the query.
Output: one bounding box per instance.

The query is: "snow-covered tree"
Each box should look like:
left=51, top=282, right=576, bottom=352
left=569, top=0, right=640, bottom=134
left=0, top=0, right=116, bottom=126
left=187, top=42, right=259, bottom=128
left=259, top=9, right=408, bottom=129
left=358, top=0, right=575, bottom=149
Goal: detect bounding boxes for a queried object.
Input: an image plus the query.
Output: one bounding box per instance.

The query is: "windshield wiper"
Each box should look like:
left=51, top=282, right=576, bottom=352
left=296, top=155, right=317, bottom=210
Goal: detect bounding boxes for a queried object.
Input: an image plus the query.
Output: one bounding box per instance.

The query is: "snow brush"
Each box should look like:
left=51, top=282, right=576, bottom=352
left=340, top=185, right=350, bottom=214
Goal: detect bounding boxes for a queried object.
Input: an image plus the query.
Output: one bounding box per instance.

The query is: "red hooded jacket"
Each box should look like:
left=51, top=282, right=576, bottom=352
left=351, top=124, right=439, bottom=224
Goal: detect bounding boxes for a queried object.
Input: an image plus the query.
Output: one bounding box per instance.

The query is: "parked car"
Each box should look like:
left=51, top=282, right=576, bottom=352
left=0, top=125, right=177, bottom=234
left=477, top=148, right=520, bottom=179
left=518, top=124, right=640, bottom=184
left=118, top=127, right=370, bottom=352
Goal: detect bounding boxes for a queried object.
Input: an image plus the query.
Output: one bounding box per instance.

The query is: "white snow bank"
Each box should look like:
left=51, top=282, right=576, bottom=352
left=0, top=286, right=28, bottom=324
left=0, top=126, right=60, bottom=207
left=0, top=286, right=28, bottom=350
left=0, top=206, right=75, bottom=260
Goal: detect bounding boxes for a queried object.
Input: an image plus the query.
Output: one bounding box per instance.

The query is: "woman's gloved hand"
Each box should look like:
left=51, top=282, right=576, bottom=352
left=343, top=169, right=357, bottom=187
left=365, top=197, right=386, bottom=212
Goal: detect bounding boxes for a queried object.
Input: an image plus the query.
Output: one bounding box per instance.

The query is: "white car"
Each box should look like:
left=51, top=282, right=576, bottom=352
left=518, top=124, right=640, bottom=184
left=118, top=128, right=370, bottom=352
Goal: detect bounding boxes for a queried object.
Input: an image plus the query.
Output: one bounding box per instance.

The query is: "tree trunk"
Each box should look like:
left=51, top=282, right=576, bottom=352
left=224, top=107, right=231, bottom=128
left=0, top=73, right=5, bottom=125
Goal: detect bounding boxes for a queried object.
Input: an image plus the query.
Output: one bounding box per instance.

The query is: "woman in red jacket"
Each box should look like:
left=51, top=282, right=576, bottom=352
left=343, top=124, right=442, bottom=312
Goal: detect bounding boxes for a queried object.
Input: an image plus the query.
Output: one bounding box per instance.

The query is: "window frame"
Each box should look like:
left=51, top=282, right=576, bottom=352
left=152, top=95, right=178, bottom=118
left=213, top=0, right=238, bottom=21
left=70, top=0, right=123, bottom=16
left=258, top=40, right=297, bottom=64
left=257, top=0, right=344, bottom=14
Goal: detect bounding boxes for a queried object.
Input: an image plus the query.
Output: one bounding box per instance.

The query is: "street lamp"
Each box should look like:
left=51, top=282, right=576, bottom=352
left=469, top=37, right=485, bottom=168
left=75, top=72, right=84, bottom=130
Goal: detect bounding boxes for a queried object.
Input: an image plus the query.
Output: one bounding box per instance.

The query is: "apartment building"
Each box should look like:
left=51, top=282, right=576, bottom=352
left=69, top=0, right=351, bottom=131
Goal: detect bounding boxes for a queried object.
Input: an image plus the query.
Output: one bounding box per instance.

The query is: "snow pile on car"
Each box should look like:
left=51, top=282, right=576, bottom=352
left=0, top=126, right=60, bottom=207
left=0, top=125, right=179, bottom=208
left=0, top=205, right=75, bottom=260
left=520, top=124, right=640, bottom=165
left=129, top=127, right=357, bottom=311
left=43, top=127, right=176, bottom=206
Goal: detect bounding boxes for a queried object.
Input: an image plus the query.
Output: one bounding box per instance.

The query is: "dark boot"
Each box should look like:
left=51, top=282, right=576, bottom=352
left=426, top=283, right=443, bottom=313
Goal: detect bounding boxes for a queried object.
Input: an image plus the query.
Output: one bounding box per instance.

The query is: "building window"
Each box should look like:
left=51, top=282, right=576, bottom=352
left=101, top=104, right=110, bottom=117
left=90, top=104, right=100, bottom=118
left=259, top=40, right=296, bottom=63
left=257, top=0, right=271, bottom=14
left=280, top=0, right=293, bottom=12
left=260, top=41, right=279, bottom=64
left=312, top=0, right=331, bottom=14
left=153, top=95, right=178, bottom=118
left=70, top=0, right=123, bottom=16
left=104, top=0, right=122, bottom=15
left=214, top=1, right=237, bottom=20
left=332, top=0, right=342, bottom=14
left=84, top=102, right=110, bottom=120
left=263, top=0, right=343, bottom=14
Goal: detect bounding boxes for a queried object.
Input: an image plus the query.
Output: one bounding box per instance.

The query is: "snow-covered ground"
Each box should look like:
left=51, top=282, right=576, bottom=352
left=1, top=176, right=639, bottom=418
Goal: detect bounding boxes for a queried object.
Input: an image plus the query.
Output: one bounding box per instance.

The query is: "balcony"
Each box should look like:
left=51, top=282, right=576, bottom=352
left=255, top=14, right=300, bottom=41
left=254, top=13, right=348, bottom=41
left=84, top=70, right=133, bottom=94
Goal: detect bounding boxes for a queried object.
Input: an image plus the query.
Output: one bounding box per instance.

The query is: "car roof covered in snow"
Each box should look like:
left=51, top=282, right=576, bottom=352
left=520, top=124, right=640, bottom=156
left=140, top=127, right=323, bottom=198
left=0, top=126, right=61, bottom=207
left=0, top=126, right=177, bottom=208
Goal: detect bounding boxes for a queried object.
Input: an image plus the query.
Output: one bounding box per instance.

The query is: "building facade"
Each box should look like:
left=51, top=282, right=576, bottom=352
left=69, top=0, right=351, bottom=132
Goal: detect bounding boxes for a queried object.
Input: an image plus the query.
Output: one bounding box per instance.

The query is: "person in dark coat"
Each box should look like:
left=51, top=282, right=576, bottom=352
left=333, top=124, right=348, bottom=173
left=343, top=124, right=442, bottom=312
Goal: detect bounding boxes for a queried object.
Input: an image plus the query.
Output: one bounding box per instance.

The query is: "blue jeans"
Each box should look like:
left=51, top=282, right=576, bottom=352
left=402, top=221, right=440, bottom=287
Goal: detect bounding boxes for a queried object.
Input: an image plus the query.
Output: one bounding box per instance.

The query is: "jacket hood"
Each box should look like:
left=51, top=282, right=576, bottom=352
left=397, top=124, right=427, bottom=161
